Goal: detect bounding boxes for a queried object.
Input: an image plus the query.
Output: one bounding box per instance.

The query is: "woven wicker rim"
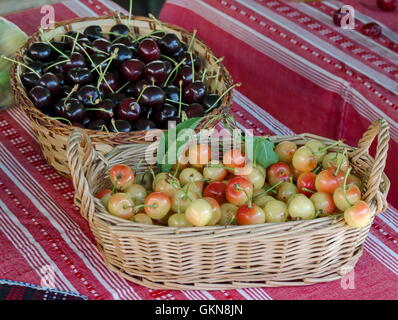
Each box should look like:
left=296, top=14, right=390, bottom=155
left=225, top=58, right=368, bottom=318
left=10, top=14, right=234, bottom=144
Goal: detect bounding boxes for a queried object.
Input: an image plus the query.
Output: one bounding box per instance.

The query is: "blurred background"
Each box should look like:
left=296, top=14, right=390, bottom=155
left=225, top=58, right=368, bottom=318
left=0, top=0, right=167, bottom=16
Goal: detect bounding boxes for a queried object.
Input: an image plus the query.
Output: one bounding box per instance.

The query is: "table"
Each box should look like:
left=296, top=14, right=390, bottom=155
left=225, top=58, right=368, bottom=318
left=0, top=0, right=397, bottom=300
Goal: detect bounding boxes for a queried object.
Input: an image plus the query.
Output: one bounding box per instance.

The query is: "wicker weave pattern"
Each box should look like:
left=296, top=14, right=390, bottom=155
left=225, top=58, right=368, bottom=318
left=10, top=14, right=233, bottom=177
left=66, top=120, right=390, bottom=290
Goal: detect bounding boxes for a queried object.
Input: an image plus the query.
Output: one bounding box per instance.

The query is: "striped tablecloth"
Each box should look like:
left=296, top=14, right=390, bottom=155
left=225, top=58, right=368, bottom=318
left=0, top=0, right=397, bottom=300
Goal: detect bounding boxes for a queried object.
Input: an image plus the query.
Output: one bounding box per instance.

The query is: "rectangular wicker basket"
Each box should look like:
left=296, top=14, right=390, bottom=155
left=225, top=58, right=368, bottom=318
left=66, top=119, right=390, bottom=290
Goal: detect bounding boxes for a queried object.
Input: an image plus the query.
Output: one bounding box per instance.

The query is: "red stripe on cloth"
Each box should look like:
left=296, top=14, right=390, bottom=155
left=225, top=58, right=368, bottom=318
left=4, top=3, right=77, bottom=35
left=0, top=229, right=42, bottom=286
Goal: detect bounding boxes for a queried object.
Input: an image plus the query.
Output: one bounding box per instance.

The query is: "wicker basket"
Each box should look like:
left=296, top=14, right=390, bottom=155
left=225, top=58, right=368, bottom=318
left=66, top=119, right=390, bottom=290
left=10, top=14, right=233, bottom=177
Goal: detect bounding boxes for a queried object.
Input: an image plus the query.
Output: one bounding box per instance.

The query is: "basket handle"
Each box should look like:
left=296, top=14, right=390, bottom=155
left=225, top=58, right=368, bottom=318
left=66, top=129, right=98, bottom=223
left=350, top=119, right=390, bottom=213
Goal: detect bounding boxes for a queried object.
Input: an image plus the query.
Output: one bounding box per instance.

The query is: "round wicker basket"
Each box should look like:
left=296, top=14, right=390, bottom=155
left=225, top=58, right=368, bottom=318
left=10, top=14, right=233, bottom=177
left=66, top=119, right=390, bottom=290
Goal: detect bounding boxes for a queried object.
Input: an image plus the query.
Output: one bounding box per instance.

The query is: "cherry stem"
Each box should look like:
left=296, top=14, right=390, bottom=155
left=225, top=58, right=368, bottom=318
left=166, top=98, right=188, bottom=106
left=1, top=55, right=41, bottom=77
left=302, top=187, right=315, bottom=194
left=207, top=83, right=242, bottom=112
left=64, top=84, right=79, bottom=106
left=100, top=125, right=109, bottom=133
left=50, top=116, right=72, bottom=126
left=173, top=160, right=181, bottom=178
left=136, top=84, right=147, bottom=104
left=44, top=58, right=70, bottom=72
left=178, top=80, right=183, bottom=118
left=116, top=80, right=130, bottom=93
left=134, top=204, right=157, bottom=210
left=187, top=29, right=197, bottom=52
left=130, top=30, right=165, bottom=43
left=164, top=58, right=186, bottom=87
left=86, top=108, right=113, bottom=115
left=110, top=119, right=119, bottom=133
left=96, top=49, right=118, bottom=93
left=189, top=51, right=195, bottom=82
left=161, top=55, right=177, bottom=65
left=334, top=149, right=347, bottom=177
left=71, top=31, right=79, bottom=54
left=314, top=140, right=343, bottom=155
left=343, top=167, right=354, bottom=207
left=62, top=35, right=97, bottom=70
left=253, top=181, right=283, bottom=199
left=235, top=184, right=252, bottom=208
left=312, top=165, right=322, bottom=175
left=39, top=28, right=68, bottom=58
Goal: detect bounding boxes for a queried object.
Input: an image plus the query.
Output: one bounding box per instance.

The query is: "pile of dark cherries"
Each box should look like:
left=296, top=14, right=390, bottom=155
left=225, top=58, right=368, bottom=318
left=22, top=23, right=221, bottom=132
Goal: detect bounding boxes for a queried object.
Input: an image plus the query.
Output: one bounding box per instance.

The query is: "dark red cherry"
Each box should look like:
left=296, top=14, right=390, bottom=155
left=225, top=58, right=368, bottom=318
left=120, top=59, right=145, bottom=81
left=108, top=92, right=126, bottom=106
left=113, top=37, right=137, bottom=54
left=109, top=24, right=130, bottom=41
left=159, top=33, right=182, bottom=55
left=99, top=71, right=120, bottom=94
left=361, top=23, right=382, bottom=37
left=54, top=98, right=86, bottom=123
left=183, top=81, right=206, bottom=103
left=163, top=85, right=180, bottom=104
left=27, top=42, right=53, bottom=62
left=202, top=93, right=220, bottom=111
left=110, top=44, right=133, bottom=63
left=162, top=60, right=173, bottom=77
left=140, top=85, right=166, bottom=108
left=38, top=72, right=60, bottom=95
left=185, top=103, right=205, bottom=118
left=63, top=31, right=85, bottom=44
left=132, top=78, right=152, bottom=97
left=21, top=72, right=40, bottom=89
left=87, top=119, right=107, bottom=131
left=77, top=85, right=101, bottom=106
left=109, top=119, right=132, bottom=132
left=154, top=104, right=178, bottom=128
left=90, top=53, right=109, bottom=70
left=92, top=38, right=112, bottom=54
left=66, top=67, right=93, bottom=85
left=74, top=38, right=92, bottom=55
left=83, top=25, right=103, bottom=41
left=89, top=99, right=115, bottom=121
left=118, top=97, right=142, bottom=122
left=178, top=52, right=202, bottom=70
left=28, top=61, right=44, bottom=74
left=144, top=60, right=167, bottom=85
left=63, top=52, right=86, bottom=72
left=138, top=38, right=161, bottom=62
left=172, top=43, right=187, bottom=58
left=55, top=73, right=65, bottom=86
left=133, top=119, right=156, bottom=131
left=59, top=85, right=77, bottom=98
left=29, top=86, right=53, bottom=110
left=51, top=40, right=69, bottom=53
left=377, top=0, right=396, bottom=11
left=174, top=65, right=193, bottom=87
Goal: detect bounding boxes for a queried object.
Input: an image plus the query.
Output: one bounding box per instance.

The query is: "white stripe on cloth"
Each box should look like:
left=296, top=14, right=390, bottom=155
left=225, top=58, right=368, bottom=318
left=166, top=0, right=398, bottom=141
left=0, top=144, right=142, bottom=300
left=236, top=0, right=398, bottom=94
left=0, top=200, right=77, bottom=293
left=97, top=0, right=128, bottom=14
left=365, top=233, right=398, bottom=275
left=62, top=0, right=97, bottom=17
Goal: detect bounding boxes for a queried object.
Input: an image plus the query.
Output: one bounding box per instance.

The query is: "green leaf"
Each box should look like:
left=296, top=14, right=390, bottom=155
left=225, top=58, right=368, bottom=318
left=157, top=117, right=202, bottom=172
left=247, top=136, right=279, bottom=169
